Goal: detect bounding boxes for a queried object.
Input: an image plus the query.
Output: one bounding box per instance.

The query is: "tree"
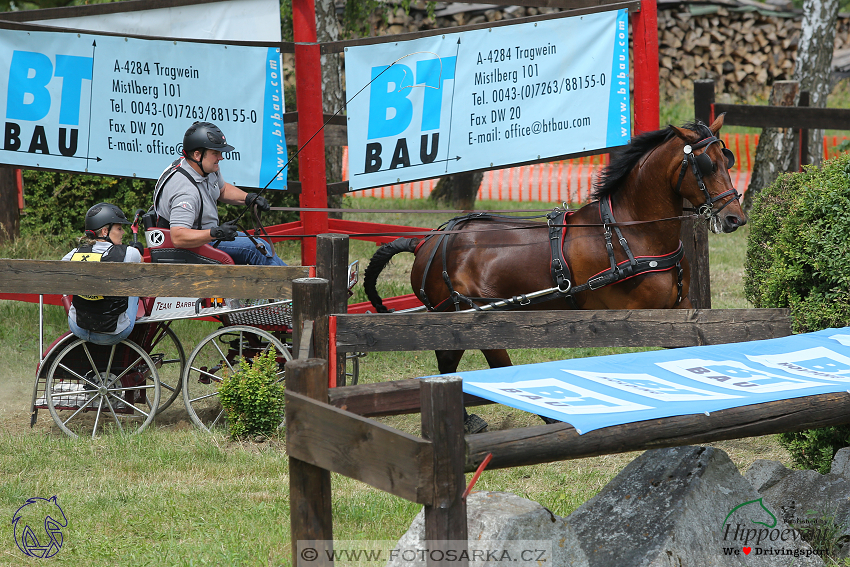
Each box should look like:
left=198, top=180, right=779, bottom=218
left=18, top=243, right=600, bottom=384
left=793, top=0, right=840, bottom=168
left=745, top=0, right=840, bottom=212
left=430, top=171, right=482, bottom=210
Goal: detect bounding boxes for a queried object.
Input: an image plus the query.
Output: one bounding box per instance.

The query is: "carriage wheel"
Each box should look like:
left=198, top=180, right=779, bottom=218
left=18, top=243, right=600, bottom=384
left=182, top=326, right=291, bottom=433
left=344, top=352, right=365, bottom=386
left=142, top=325, right=185, bottom=413
left=45, top=339, right=161, bottom=439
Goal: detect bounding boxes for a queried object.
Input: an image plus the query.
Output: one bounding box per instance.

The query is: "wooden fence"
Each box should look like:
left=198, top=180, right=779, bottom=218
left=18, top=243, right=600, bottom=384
left=9, top=234, right=847, bottom=567
left=280, top=259, right=850, bottom=567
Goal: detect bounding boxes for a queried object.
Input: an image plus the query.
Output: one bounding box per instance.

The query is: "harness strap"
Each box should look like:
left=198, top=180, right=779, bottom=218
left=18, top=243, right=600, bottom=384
left=152, top=159, right=205, bottom=231
left=420, top=210, right=686, bottom=312
left=547, top=209, right=577, bottom=307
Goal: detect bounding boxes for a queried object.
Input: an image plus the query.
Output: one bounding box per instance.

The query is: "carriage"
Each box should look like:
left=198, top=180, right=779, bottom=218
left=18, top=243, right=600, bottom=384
left=29, top=223, right=358, bottom=439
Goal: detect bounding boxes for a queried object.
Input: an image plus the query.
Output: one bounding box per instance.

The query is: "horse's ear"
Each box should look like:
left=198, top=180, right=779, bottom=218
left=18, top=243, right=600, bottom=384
left=709, top=113, right=726, bottom=135
left=670, top=125, right=699, bottom=143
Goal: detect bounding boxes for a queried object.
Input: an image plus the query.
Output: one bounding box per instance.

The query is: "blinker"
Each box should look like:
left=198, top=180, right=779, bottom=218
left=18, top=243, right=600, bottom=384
left=695, top=151, right=714, bottom=176
left=722, top=147, right=735, bottom=169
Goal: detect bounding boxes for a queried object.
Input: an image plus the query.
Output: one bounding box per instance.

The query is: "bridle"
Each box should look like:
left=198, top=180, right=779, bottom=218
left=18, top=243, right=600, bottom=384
left=673, top=133, right=740, bottom=221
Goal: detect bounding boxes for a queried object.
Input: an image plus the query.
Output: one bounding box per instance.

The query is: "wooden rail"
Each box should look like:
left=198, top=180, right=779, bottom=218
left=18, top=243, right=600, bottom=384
left=0, top=259, right=310, bottom=299
left=333, top=308, right=791, bottom=352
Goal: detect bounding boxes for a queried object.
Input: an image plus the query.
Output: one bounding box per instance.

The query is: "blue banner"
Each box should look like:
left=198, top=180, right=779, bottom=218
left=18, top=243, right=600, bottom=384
left=0, top=29, right=287, bottom=189
left=344, top=10, right=630, bottom=191
left=447, top=329, right=850, bottom=434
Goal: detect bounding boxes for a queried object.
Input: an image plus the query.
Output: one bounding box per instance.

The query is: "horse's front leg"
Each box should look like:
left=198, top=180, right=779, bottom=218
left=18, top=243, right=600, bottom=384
left=435, top=350, right=465, bottom=374
left=482, top=349, right=512, bottom=368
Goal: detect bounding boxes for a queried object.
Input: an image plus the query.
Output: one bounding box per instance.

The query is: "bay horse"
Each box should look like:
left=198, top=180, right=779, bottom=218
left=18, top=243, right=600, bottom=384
left=363, top=115, right=745, bottom=429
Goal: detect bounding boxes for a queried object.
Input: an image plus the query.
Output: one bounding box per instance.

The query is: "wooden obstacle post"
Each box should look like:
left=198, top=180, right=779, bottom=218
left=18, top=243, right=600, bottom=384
left=287, top=358, right=334, bottom=567
left=420, top=376, right=468, bottom=565
left=289, top=274, right=333, bottom=566
left=316, top=234, right=349, bottom=386
left=799, top=90, right=810, bottom=169
left=292, top=277, right=330, bottom=363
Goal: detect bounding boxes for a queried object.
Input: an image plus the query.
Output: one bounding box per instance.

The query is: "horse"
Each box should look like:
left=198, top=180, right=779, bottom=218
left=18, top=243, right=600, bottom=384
left=363, top=115, right=745, bottom=429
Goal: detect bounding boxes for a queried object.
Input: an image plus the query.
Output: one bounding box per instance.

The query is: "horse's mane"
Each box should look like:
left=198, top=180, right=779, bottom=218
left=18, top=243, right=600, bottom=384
left=592, top=121, right=713, bottom=201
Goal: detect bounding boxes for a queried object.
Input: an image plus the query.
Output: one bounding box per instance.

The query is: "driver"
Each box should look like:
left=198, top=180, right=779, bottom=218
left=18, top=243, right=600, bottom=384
left=62, top=203, right=142, bottom=345
left=151, top=121, right=286, bottom=266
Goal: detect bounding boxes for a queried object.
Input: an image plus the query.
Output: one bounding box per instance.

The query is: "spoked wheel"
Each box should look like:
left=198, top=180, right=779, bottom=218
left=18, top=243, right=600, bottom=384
left=139, top=324, right=185, bottom=413
left=45, top=339, right=161, bottom=439
left=182, top=326, right=291, bottom=433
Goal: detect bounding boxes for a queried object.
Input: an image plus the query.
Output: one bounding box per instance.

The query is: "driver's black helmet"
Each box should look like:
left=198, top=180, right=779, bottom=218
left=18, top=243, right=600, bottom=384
left=182, top=121, right=235, bottom=156
left=84, top=203, right=130, bottom=232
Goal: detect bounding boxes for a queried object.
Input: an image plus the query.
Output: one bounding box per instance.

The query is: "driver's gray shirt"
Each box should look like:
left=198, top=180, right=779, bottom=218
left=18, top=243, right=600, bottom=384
left=155, top=159, right=224, bottom=230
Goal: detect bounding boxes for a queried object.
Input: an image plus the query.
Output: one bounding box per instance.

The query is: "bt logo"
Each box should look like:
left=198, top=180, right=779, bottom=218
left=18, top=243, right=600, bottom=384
left=4, top=49, right=93, bottom=156
left=364, top=56, right=455, bottom=173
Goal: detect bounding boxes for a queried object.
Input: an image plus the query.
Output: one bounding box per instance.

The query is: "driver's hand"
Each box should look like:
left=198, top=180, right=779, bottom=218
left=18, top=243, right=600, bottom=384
left=210, top=220, right=238, bottom=241
left=245, top=192, right=270, bottom=212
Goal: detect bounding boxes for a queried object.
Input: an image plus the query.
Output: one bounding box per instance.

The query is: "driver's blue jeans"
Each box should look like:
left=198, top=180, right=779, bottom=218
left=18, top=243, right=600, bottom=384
left=215, top=233, right=286, bottom=266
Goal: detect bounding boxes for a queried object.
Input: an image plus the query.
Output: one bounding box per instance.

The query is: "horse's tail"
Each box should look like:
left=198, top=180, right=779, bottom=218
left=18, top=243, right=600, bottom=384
left=364, top=237, right=420, bottom=313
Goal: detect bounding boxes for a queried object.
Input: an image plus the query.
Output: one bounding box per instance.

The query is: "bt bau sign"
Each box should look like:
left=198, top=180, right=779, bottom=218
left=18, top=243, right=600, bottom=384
left=344, top=9, right=631, bottom=191
left=0, top=28, right=287, bottom=189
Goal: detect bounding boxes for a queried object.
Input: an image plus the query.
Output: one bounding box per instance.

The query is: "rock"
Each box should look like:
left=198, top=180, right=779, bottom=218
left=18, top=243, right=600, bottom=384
left=566, top=446, right=824, bottom=566
left=745, top=459, right=791, bottom=492
left=386, top=491, right=588, bottom=566
left=831, top=447, right=850, bottom=480
left=757, top=467, right=850, bottom=558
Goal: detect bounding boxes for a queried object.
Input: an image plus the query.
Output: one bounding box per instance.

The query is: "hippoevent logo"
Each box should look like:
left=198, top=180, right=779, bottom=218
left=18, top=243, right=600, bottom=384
left=12, top=496, right=68, bottom=558
left=720, top=498, right=827, bottom=559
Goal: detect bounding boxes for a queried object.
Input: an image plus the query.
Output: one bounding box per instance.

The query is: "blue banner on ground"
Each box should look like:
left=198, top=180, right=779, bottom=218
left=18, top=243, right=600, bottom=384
left=448, top=328, right=850, bottom=434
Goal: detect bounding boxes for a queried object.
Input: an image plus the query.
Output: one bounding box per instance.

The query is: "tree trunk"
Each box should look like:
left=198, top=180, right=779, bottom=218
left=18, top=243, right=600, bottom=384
left=793, top=0, right=840, bottom=167
left=315, top=0, right=344, bottom=218
left=0, top=166, right=20, bottom=242
left=743, top=81, right=799, bottom=213
left=430, top=172, right=482, bottom=210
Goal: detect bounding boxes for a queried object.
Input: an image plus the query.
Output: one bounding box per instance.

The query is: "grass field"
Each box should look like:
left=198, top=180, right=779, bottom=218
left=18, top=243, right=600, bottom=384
left=0, top=197, right=791, bottom=566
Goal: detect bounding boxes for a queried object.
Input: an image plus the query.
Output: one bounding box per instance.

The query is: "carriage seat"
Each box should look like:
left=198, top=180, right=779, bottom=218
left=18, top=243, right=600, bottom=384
left=142, top=227, right=235, bottom=265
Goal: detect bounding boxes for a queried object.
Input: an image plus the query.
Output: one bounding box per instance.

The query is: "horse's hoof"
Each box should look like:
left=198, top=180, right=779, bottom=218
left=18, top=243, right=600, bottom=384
left=464, top=414, right=489, bottom=434
left=538, top=415, right=562, bottom=425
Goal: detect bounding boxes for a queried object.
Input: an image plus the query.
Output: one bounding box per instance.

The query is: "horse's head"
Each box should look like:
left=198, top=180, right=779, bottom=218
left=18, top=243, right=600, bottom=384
left=670, top=115, right=746, bottom=233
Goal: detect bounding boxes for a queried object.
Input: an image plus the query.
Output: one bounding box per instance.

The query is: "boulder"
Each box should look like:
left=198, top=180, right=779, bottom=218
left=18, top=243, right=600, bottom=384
left=386, top=491, right=588, bottom=566
left=566, top=446, right=824, bottom=566
left=831, top=447, right=850, bottom=480
left=745, top=459, right=791, bottom=492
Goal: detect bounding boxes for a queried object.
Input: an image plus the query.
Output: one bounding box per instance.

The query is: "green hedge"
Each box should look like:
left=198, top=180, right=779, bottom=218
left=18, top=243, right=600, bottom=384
left=744, top=153, right=850, bottom=473
left=744, top=154, right=850, bottom=333
left=20, top=169, right=299, bottom=244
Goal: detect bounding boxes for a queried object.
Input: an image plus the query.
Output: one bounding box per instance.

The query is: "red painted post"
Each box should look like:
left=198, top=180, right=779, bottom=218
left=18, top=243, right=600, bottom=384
left=293, top=0, right=329, bottom=266
left=630, top=0, right=659, bottom=135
